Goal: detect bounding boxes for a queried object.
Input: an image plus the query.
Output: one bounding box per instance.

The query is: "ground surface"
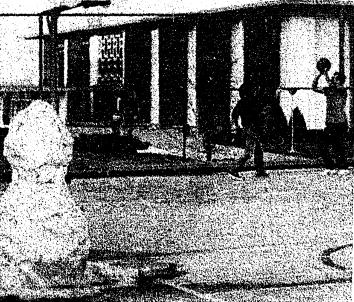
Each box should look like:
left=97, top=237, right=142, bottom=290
left=60, top=168, right=353, bottom=301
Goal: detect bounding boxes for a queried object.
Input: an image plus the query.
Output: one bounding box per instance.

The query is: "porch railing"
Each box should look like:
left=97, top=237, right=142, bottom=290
left=0, top=85, right=352, bottom=161
left=0, top=85, right=128, bottom=127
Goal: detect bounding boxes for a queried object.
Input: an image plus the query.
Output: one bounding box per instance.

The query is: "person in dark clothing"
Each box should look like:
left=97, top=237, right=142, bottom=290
left=230, top=83, right=268, bottom=178
left=312, top=68, right=349, bottom=174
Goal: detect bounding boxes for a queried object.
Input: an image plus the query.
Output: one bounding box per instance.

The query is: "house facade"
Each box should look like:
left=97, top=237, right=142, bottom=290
left=3, top=2, right=354, bottom=150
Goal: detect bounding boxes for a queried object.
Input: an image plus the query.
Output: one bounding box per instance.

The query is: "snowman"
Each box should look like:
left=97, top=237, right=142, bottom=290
left=0, top=99, right=90, bottom=296
left=0, top=99, right=184, bottom=298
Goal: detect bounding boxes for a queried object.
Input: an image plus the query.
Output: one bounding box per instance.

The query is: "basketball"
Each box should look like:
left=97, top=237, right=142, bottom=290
left=316, top=58, right=331, bottom=73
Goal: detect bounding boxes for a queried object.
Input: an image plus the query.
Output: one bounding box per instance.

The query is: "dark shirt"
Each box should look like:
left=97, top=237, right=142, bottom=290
left=232, top=97, right=262, bottom=130
left=312, top=75, right=347, bottom=125
left=323, top=86, right=347, bottom=124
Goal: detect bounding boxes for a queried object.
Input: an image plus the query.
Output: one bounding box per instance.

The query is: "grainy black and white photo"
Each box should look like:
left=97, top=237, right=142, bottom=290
left=0, top=0, right=351, bottom=301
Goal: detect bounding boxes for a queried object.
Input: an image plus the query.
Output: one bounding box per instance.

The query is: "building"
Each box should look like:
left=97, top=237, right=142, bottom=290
left=2, top=0, right=354, bottom=152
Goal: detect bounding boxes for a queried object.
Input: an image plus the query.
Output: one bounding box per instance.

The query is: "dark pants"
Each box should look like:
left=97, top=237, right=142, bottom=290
left=321, top=122, right=348, bottom=169
left=236, top=128, right=265, bottom=174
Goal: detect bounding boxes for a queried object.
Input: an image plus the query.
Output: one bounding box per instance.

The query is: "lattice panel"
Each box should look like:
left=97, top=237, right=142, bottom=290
left=98, top=33, right=125, bottom=86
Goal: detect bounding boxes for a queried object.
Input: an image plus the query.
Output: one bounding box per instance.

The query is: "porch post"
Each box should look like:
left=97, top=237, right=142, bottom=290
left=39, top=15, right=44, bottom=94
left=150, top=28, right=160, bottom=126
left=59, top=39, right=69, bottom=124
left=46, top=11, right=60, bottom=112
left=89, top=36, right=100, bottom=118
left=339, top=9, right=345, bottom=75
left=230, top=21, right=244, bottom=113
left=187, top=26, right=197, bottom=128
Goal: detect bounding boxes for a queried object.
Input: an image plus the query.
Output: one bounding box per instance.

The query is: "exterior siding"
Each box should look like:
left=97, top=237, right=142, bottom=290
left=159, top=22, right=189, bottom=127
left=196, top=17, right=232, bottom=141
left=125, top=27, right=152, bottom=125
left=66, top=36, right=91, bottom=124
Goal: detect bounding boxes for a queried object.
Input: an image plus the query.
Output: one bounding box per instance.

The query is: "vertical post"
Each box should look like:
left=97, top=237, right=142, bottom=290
left=339, top=9, right=345, bottom=75
left=150, top=28, right=160, bottom=126
left=183, top=26, right=197, bottom=161
left=89, top=36, right=100, bottom=119
left=53, top=14, right=59, bottom=113
left=47, top=12, right=60, bottom=112
left=288, top=88, right=298, bottom=154
left=230, top=22, right=244, bottom=105
left=39, top=15, right=44, bottom=96
left=59, top=39, right=69, bottom=124
left=290, top=108, right=296, bottom=153
left=187, top=26, right=197, bottom=128
left=182, top=124, right=187, bottom=161
left=350, top=19, right=354, bottom=142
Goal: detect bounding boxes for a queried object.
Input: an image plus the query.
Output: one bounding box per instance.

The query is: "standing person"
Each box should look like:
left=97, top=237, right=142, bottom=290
left=230, top=83, right=268, bottom=178
left=312, top=68, right=349, bottom=174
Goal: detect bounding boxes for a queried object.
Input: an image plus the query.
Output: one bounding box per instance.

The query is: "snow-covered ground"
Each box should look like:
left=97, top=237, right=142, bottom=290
left=70, top=168, right=353, bottom=301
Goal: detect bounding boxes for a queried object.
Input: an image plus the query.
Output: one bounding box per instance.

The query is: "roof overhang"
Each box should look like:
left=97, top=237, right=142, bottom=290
left=0, top=0, right=353, bottom=15
left=20, top=0, right=354, bottom=39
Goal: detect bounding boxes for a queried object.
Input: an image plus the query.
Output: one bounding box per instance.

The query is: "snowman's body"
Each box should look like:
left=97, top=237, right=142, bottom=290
left=0, top=100, right=90, bottom=294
